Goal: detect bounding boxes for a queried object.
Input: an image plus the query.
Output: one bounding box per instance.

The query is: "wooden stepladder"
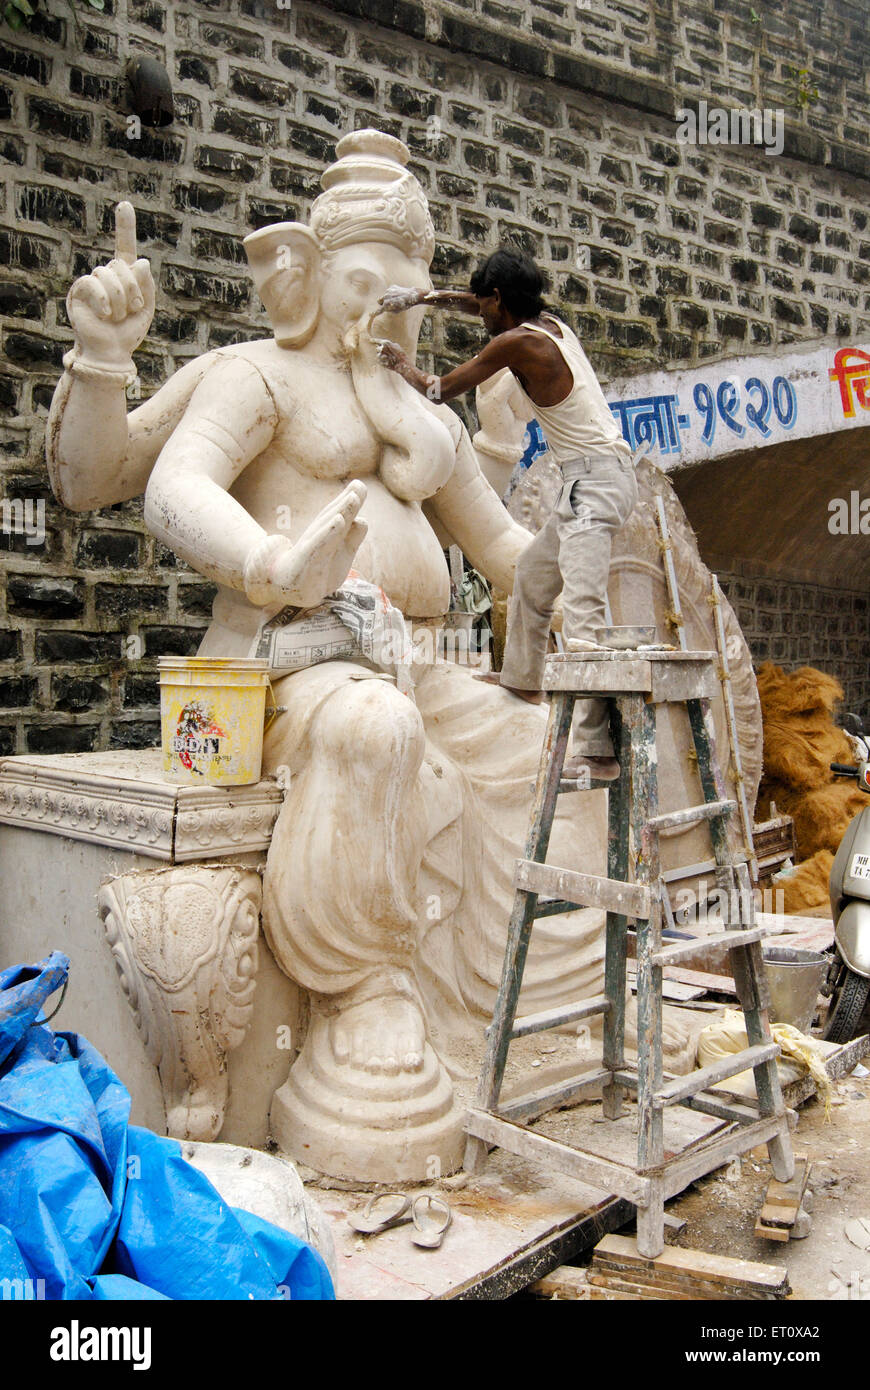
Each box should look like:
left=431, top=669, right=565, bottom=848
left=464, top=647, right=794, bottom=1258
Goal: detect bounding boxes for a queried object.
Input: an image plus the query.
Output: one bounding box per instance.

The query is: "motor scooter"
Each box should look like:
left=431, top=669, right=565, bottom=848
left=822, top=713, right=870, bottom=1042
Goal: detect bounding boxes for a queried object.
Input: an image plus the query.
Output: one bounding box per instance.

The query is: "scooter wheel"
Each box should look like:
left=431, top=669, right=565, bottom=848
left=824, top=968, right=870, bottom=1043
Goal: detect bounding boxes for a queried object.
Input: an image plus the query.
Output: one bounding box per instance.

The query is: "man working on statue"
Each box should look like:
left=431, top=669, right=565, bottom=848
left=377, top=246, right=638, bottom=782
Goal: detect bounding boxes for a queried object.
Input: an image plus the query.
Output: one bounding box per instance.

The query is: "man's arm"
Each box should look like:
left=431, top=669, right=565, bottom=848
left=378, top=286, right=479, bottom=315
left=378, top=331, right=524, bottom=404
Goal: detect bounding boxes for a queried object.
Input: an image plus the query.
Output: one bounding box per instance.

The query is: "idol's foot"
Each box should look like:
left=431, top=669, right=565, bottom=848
left=331, top=990, right=426, bottom=1074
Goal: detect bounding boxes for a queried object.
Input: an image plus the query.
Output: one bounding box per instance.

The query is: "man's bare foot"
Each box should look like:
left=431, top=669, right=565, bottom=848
left=473, top=672, right=544, bottom=705
left=331, top=994, right=426, bottom=1075
left=563, top=754, right=620, bottom=781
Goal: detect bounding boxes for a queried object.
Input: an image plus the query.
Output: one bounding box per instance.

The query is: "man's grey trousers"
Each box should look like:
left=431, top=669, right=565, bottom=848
left=500, top=454, right=639, bottom=756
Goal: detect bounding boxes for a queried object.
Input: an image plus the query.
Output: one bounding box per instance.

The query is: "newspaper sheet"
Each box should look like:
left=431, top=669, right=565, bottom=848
left=247, top=573, right=414, bottom=687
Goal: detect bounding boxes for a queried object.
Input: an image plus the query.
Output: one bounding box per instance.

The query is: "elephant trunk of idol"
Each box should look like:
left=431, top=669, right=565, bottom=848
left=344, top=319, right=456, bottom=503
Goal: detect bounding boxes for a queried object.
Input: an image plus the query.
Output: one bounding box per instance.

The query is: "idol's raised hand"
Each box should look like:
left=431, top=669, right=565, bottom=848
left=65, top=201, right=155, bottom=371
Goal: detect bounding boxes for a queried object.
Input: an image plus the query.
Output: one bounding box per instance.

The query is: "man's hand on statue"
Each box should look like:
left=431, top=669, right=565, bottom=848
left=377, top=286, right=427, bottom=313
left=65, top=201, right=155, bottom=374
left=263, top=481, right=369, bottom=609
left=376, top=339, right=410, bottom=373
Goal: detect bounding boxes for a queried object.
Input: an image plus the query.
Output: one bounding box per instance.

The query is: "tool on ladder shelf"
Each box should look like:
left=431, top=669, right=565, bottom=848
left=463, top=643, right=795, bottom=1258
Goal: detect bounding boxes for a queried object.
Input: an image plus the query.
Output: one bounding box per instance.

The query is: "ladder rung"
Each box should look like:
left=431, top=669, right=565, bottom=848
left=533, top=897, right=581, bottom=919
left=653, top=1042, right=780, bottom=1108
left=645, top=799, right=736, bottom=834
left=516, top=859, right=651, bottom=920
left=650, top=924, right=771, bottom=967
left=506, top=993, right=609, bottom=1039
left=498, top=1067, right=611, bottom=1125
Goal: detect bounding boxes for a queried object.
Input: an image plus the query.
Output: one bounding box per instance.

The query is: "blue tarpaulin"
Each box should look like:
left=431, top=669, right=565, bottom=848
left=0, top=952, right=334, bottom=1300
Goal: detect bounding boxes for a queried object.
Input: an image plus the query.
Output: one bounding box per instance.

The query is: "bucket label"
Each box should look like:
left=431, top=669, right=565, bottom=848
left=172, top=701, right=228, bottom=775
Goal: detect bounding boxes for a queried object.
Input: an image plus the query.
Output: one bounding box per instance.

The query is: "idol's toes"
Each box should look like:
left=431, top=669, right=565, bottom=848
left=329, top=994, right=427, bottom=1075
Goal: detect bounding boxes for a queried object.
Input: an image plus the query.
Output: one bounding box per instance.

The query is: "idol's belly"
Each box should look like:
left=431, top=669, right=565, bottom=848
left=230, top=468, right=452, bottom=618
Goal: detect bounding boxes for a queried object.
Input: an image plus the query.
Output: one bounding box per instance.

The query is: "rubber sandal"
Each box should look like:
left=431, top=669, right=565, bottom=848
left=411, top=1194, right=452, bottom=1249
left=348, top=1192, right=413, bottom=1235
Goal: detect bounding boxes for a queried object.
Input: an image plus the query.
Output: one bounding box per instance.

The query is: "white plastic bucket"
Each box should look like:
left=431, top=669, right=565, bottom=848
left=159, top=657, right=271, bottom=787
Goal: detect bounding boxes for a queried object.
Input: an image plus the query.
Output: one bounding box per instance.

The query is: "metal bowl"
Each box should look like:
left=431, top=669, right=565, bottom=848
left=594, top=625, right=658, bottom=650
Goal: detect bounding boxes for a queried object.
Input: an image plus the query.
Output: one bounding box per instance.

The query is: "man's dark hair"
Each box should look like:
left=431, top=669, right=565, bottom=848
left=469, top=246, right=548, bottom=319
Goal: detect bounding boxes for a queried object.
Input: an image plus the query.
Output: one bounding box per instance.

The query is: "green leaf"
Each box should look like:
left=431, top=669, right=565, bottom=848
left=86, top=0, right=106, bottom=8
left=10, top=0, right=35, bottom=13
left=4, top=2, right=24, bottom=25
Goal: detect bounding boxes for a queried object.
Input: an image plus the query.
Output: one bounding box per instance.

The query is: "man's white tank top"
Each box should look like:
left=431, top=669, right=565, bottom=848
left=511, top=316, right=631, bottom=467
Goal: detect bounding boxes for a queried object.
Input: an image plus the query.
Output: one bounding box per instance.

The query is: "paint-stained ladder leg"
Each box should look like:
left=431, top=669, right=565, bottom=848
left=603, top=697, right=630, bottom=1119
left=464, top=692, right=575, bottom=1172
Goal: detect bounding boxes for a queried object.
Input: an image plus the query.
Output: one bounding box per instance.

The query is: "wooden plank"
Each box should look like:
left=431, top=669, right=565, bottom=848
left=593, top=1233, right=789, bottom=1294
left=757, top=1203, right=797, bottom=1229
left=781, top=1032, right=870, bottom=1107
left=543, top=655, right=652, bottom=694
left=664, top=964, right=736, bottom=993
left=507, top=993, right=609, bottom=1039
left=765, top=1155, right=809, bottom=1209
left=468, top=691, right=575, bottom=1144
left=651, top=925, right=771, bottom=968
left=631, top=697, right=663, bottom=1188
left=685, top=696, right=732, bottom=865
left=497, top=1069, right=611, bottom=1125
left=661, top=1114, right=788, bottom=1197
left=754, top=1220, right=790, bottom=1243
left=650, top=661, right=716, bottom=703
left=603, top=698, right=631, bottom=1120
left=530, top=1266, right=591, bottom=1299
left=532, top=1268, right=660, bottom=1299
left=515, top=858, right=651, bottom=920
left=591, top=1266, right=771, bottom=1299
left=654, top=1043, right=780, bottom=1107
left=627, top=971, right=706, bottom=1001
left=452, top=1197, right=635, bottom=1302
left=683, top=1090, right=769, bottom=1125
left=645, top=799, right=735, bottom=833
left=464, top=1108, right=651, bottom=1205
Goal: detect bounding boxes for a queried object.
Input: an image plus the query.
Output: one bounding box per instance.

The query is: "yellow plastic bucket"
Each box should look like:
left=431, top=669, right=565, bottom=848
left=159, top=657, right=272, bottom=787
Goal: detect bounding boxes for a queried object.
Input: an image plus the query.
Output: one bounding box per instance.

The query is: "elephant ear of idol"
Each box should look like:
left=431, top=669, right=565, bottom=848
left=507, top=453, right=763, bottom=885
left=243, top=223, right=322, bottom=349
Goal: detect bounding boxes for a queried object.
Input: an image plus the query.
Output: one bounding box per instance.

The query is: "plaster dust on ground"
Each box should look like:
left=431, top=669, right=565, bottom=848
left=660, top=1080, right=870, bottom=1300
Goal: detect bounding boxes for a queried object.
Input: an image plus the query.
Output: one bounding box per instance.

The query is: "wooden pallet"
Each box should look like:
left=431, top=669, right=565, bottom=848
left=532, top=1234, right=791, bottom=1301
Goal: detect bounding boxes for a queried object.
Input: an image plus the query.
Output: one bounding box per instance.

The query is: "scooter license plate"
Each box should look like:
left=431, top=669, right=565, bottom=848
left=851, top=853, right=870, bottom=881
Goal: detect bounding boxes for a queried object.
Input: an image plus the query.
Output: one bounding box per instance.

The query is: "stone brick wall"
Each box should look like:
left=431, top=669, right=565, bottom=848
left=1, top=0, right=868, bottom=753
left=719, top=568, right=869, bottom=717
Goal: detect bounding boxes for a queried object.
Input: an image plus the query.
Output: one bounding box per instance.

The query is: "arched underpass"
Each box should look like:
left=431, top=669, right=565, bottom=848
left=602, top=337, right=870, bottom=719
left=672, top=424, right=869, bottom=717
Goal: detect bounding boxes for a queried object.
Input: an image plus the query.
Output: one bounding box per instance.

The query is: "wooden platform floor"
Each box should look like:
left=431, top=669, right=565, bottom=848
left=313, top=1103, right=725, bottom=1300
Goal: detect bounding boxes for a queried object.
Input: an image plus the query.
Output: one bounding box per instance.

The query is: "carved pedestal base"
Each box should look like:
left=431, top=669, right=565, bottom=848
left=271, top=1012, right=465, bottom=1183
left=98, top=864, right=262, bottom=1142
